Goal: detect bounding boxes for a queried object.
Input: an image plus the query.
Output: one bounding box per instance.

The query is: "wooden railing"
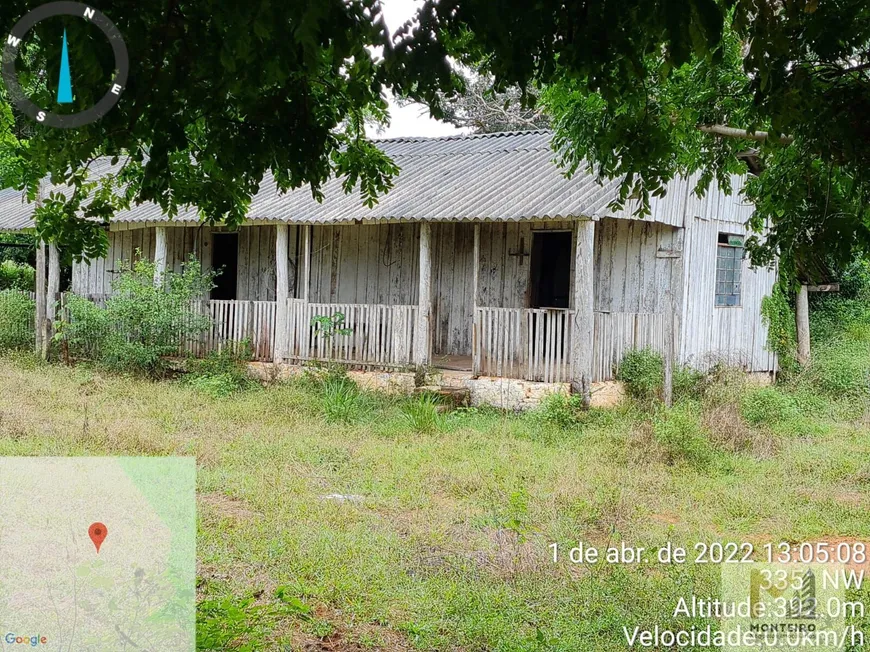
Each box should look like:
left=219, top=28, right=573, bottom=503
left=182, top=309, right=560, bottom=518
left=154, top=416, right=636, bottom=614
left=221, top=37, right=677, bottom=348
left=286, top=301, right=418, bottom=368
left=592, top=312, right=673, bottom=382
left=474, top=308, right=675, bottom=383
left=473, top=307, right=575, bottom=383
left=204, top=300, right=277, bottom=361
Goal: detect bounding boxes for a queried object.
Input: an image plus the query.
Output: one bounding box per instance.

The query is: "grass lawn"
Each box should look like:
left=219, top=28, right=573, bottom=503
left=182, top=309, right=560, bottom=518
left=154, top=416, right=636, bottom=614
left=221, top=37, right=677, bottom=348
left=1, top=354, right=869, bottom=651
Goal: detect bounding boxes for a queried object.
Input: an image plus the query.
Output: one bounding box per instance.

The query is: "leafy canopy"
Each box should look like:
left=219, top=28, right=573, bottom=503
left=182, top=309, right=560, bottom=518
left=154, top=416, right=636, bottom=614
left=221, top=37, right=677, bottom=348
left=389, top=0, right=870, bottom=275
left=0, top=0, right=397, bottom=258
left=2, top=0, right=870, bottom=275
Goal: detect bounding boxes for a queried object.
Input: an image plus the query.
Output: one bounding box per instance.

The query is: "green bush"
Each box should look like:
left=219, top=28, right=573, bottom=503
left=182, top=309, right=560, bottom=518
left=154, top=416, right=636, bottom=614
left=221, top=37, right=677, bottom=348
left=400, top=393, right=443, bottom=433
left=0, top=289, right=35, bottom=350
left=617, top=349, right=664, bottom=403
left=534, top=392, right=586, bottom=428
left=761, top=284, right=797, bottom=373
left=800, top=337, right=870, bottom=398
left=673, top=366, right=706, bottom=402
left=740, top=386, right=800, bottom=425
left=57, top=255, right=216, bottom=375
left=651, top=404, right=713, bottom=467
left=184, top=343, right=254, bottom=397
left=0, top=260, right=35, bottom=291
left=321, top=375, right=367, bottom=424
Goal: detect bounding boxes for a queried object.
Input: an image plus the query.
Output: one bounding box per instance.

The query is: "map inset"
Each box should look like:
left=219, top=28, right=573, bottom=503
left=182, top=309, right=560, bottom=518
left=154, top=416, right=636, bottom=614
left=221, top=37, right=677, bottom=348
left=0, top=457, right=195, bottom=651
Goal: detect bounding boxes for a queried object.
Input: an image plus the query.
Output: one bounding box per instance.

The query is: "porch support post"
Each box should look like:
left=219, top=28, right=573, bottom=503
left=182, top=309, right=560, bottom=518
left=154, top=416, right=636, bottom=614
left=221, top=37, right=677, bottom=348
left=571, top=219, right=595, bottom=406
left=472, top=223, right=480, bottom=377
left=46, top=242, right=60, bottom=340
left=274, top=224, right=289, bottom=362
left=414, top=222, right=433, bottom=369
left=301, top=224, right=311, bottom=302
left=154, top=226, right=168, bottom=286
left=34, top=238, right=46, bottom=358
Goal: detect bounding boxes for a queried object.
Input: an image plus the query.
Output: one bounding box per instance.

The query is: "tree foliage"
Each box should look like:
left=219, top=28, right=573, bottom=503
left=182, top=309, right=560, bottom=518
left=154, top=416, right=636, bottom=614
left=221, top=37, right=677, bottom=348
left=390, top=0, right=870, bottom=274
left=2, top=0, right=870, bottom=275
left=0, top=0, right=397, bottom=257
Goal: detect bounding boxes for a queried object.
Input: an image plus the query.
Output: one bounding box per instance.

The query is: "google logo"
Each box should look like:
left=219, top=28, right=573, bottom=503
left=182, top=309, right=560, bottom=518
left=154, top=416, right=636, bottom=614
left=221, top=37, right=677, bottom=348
left=4, top=632, right=47, bottom=646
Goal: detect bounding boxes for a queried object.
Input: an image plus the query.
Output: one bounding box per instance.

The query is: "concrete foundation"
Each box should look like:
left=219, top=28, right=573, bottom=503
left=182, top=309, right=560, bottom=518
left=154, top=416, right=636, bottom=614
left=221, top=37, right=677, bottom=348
left=247, top=362, right=627, bottom=410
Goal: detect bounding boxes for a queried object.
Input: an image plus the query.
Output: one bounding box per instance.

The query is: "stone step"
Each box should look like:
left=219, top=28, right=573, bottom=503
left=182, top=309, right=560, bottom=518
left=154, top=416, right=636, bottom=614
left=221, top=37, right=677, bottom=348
left=414, top=385, right=472, bottom=408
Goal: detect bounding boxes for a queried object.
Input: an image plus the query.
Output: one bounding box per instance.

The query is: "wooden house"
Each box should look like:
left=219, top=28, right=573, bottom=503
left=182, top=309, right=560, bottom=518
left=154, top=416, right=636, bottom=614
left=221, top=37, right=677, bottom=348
left=1, top=131, right=777, bottom=396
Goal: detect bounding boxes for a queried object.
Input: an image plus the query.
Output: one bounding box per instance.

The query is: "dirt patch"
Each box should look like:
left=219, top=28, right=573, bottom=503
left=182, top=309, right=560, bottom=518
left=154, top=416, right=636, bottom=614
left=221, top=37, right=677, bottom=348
left=286, top=605, right=414, bottom=652
left=650, top=511, right=681, bottom=526
left=198, top=492, right=261, bottom=521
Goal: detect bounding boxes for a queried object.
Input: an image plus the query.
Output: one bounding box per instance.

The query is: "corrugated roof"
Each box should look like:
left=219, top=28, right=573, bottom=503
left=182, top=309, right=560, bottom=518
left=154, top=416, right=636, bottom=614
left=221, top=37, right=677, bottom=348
left=0, top=130, right=697, bottom=230
left=0, top=186, right=38, bottom=231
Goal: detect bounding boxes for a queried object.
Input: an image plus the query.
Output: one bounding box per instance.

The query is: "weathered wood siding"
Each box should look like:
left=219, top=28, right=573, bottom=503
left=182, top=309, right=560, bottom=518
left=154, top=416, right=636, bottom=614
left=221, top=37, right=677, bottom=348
left=680, top=215, right=777, bottom=372
left=72, top=225, right=300, bottom=301
left=308, top=223, right=420, bottom=305
left=593, top=218, right=682, bottom=313
left=476, top=221, right=576, bottom=309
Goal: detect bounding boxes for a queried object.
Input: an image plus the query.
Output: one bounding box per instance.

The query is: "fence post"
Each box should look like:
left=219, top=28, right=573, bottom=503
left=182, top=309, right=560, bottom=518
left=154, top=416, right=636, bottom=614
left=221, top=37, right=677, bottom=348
left=570, top=219, right=595, bottom=406
left=414, top=222, right=433, bottom=370
left=35, top=239, right=47, bottom=359
left=472, top=223, right=480, bottom=377
left=274, top=224, right=289, bottom=362
left=154, top=226, right=168, bottom=286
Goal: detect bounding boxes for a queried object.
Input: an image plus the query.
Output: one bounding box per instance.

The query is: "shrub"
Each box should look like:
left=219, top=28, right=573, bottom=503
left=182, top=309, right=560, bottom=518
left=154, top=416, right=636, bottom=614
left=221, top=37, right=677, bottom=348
left=673, top=366, right=706, bottom=402
left=740, top=386, right=800, bottom=425
left=651, top=404, right=713, bottom=467
left=0, top=260, right=35, bottom=291
left=186, top=372, right=243, bottom=399
left=184, top=343, right=254, bottom=397
left=57, top=255, right=216, bottom=375
left=0, top=289, right=35, bottom=350
left=761, top=284, right=797, bottom=373
left=799, top=337, right=870, bottom=398
left=401, top=393, right=443, bottom=433
left=321, top=375, right=366, bottom=424
left=533, top=392, right=585, bottom=428
left=617, top=349, right=663, bottom=403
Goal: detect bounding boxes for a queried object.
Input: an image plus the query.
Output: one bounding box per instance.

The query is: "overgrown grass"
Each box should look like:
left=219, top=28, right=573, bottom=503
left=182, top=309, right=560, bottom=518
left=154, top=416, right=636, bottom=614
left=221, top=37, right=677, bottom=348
left=1, top=346, right=868, bottom=650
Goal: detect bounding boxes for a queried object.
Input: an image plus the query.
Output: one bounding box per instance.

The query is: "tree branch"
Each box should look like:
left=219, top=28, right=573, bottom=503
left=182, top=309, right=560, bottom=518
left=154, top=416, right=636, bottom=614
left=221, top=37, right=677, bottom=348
left=698, top=124, right=794, bottom=144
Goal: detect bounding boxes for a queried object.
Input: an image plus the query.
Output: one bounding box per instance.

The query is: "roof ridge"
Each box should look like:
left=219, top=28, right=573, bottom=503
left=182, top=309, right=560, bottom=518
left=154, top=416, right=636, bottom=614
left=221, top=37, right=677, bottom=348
left=372, top=129, right=551, bottom=144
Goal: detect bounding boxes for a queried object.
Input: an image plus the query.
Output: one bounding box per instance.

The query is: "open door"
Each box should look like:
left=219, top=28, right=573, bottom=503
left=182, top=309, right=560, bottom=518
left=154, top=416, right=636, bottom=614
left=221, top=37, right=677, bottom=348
left=210, top=233, right=239, bottom=300
left=529, top=231, right=572, bottom=308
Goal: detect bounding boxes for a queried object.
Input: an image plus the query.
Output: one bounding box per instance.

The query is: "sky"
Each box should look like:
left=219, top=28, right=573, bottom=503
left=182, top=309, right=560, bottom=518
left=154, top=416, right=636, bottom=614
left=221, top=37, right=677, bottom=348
left=369, top=0, right=466, bottom=139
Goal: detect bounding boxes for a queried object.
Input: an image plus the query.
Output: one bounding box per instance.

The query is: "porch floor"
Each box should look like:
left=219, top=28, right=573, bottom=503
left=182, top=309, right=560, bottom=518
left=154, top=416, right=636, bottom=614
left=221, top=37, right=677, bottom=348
left=432, top=354, right=473, bottom=372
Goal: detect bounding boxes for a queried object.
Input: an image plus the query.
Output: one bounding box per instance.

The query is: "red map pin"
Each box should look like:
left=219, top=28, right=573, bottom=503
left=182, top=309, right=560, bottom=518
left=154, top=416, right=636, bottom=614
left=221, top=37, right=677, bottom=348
left=88, top=522, right=108, bottom=553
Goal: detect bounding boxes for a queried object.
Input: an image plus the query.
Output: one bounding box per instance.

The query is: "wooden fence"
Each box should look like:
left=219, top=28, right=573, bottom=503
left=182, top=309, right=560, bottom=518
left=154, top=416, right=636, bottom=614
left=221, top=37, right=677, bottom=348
left=286, top=301, right=418, bottom=368
left=474, top=308, right=676, bottom=383
left=204, top=300, right=276, bottom=360
left=473, top=307, right=575, bottom=383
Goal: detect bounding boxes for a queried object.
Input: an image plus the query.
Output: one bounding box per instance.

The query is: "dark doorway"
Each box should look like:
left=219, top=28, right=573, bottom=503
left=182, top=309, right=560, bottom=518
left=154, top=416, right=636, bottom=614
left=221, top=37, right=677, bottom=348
left=211, top=233, right=239, bottom=300
left=529, top=231, right=572, bottom=308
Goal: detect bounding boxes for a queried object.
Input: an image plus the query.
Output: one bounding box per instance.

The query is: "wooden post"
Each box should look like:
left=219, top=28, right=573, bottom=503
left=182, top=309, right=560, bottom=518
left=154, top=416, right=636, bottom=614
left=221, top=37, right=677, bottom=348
left=301, top=224, right=311, bottom=302
left=34, top=238, right=46, bottom=358
left=796, top=284, right=810, bottom=365
left=154, top=226, right=168, bottom=286
left=274, top=224, right=289, bottom=362
left=414, top=222, right=433, bottom=369
left=571, top=219, right=595, bottom=406
left=472, top=223, right=480, bottom=377
left=46, top=242, right=60, bottom=345
left=663, top=292, right=675, bottom=407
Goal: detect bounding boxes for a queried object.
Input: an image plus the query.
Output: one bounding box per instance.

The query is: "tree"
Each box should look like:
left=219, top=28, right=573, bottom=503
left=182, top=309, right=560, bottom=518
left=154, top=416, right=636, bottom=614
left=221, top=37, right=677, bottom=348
left=389, top=0, right=870, bottom=273
left=438, top=74, right=549, bottom=133
left=0, top=0, right=398, bottom=259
